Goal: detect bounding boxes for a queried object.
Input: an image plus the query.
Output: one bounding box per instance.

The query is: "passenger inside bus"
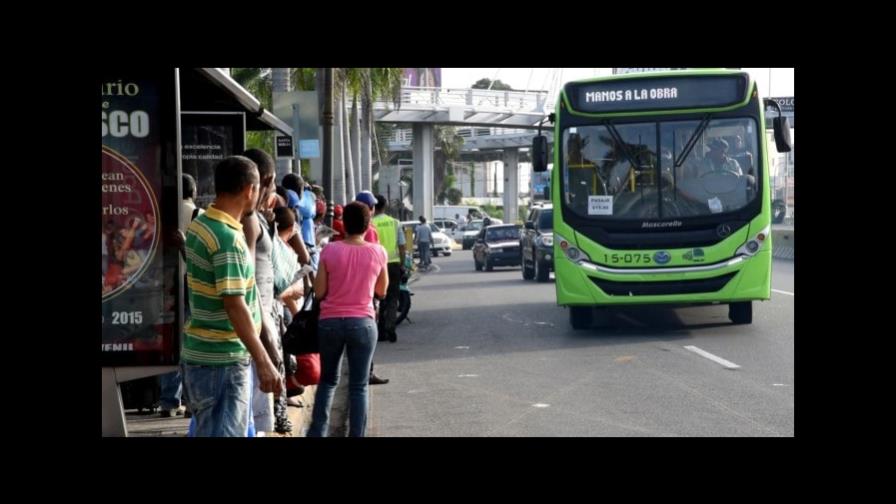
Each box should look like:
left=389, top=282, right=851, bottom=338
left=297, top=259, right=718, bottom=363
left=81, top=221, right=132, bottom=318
left=566, top=133, right=604, bottom=206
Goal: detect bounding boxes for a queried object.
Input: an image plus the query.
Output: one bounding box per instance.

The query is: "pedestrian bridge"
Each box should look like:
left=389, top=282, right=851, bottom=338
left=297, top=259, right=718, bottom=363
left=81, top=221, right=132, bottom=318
left=373, top=86, right=555, bottom=224
left=386, top=126, right=554, bottom=152
left=373, top=86, right=551, bottom=129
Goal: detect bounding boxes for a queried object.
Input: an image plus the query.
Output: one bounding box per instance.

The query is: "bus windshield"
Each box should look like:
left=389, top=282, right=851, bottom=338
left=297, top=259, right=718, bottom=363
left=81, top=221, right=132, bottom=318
left=562, top=117, right=759, bottom=220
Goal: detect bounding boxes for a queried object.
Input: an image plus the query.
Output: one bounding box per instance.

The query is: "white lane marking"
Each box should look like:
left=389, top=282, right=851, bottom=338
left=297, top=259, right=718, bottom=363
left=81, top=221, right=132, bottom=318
left=772, top=289, right=794, bottom=296
left=532, top=403, right=550, bottom=408
left=684, top=345, right=741, bottom=370
left=454, top=346, right=470, bottom=350
left=457, top=374, right=479, bottom=378
left=502, top=313, right=528, bottom=326
left=773, top=383, right=790, bottom=387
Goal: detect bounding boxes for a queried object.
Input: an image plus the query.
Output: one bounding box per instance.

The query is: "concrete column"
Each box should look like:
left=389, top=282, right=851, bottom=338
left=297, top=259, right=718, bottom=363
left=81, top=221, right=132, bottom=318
left=310, top=127, right=323, bottom=184
left=412, top=123, right=434, bottom=222
left=503, top=149, right=520, bottom=224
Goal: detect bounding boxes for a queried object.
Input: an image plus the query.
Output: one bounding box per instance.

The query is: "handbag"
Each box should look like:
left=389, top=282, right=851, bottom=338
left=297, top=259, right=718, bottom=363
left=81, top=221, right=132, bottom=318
left=293, top=353, right=321, bottom=386
left=282, top=294, right=320, bottom=355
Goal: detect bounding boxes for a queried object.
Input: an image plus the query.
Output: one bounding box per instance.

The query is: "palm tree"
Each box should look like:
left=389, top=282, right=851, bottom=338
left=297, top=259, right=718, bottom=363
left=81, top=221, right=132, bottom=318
left=232, top=68, right=273, bottom=153
left=265, top=68, right=403, bottom=204
left=433, top=126, right=465, bottom=203
left=342, top=68, right=404, bottom=194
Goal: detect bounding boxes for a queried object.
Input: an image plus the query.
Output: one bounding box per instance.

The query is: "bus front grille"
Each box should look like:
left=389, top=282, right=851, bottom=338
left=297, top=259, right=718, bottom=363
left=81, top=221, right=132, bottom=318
left=591, top=272, right=738, bottom=296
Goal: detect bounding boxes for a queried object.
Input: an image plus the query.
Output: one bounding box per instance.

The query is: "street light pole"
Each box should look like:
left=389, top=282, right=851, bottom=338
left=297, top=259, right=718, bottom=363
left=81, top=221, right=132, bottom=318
left=322, top=68, right=334, bottom=226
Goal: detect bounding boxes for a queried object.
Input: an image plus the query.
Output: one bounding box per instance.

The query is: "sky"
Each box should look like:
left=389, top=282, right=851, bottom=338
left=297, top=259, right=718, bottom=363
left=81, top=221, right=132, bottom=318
left=441, top=68, right=794, bottom=99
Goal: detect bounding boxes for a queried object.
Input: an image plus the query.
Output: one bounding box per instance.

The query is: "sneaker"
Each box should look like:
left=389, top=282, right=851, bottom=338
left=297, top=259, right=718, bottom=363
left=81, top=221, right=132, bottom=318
left=159, top=408, right=180, bottom=418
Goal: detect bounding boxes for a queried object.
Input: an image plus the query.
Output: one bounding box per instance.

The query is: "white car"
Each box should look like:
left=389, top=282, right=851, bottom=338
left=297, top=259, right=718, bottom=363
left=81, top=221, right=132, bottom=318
left=401, top=221, right=454, bottom=257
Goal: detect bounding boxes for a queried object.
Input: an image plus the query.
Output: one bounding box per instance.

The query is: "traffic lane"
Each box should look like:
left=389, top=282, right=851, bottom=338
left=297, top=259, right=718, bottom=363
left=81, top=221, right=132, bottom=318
left=374, top=306, right=793, bottom=436
left=772, top=258, right=794, bottom=294
left=373, top=251, right=792, bottom=435
left=394, top=249, right=792, bottom=387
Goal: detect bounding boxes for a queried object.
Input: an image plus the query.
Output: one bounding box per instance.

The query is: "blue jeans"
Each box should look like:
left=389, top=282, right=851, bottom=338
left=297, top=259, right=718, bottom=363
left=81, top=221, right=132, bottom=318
left=183, top=359, right=252, bottom=437
left=307, top=317, right=377, bottom=437
left=418, top=242, right=431, bottom=266
left=160, top=370, right=183, bottom=410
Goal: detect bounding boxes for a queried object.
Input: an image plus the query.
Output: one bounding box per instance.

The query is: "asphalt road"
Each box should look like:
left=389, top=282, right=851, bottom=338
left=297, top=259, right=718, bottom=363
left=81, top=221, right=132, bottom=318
left=369, top=250, right=794, bottom=437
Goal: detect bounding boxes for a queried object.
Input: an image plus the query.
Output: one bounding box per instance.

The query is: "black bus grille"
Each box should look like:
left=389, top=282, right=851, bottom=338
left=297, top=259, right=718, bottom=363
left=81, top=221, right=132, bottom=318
left=591, top=272, right=738, bottom=296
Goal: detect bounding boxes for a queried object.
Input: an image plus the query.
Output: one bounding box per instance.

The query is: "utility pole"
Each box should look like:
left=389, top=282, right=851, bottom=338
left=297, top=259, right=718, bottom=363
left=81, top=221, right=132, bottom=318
left=322, top=68, right=334, bottom=226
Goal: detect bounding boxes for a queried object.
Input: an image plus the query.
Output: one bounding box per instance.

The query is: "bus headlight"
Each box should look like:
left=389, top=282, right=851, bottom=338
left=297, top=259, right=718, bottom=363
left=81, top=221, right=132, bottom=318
left=736, top=225, right=771, bottom=257
left=555, top=233, right=590, bottom=263
left=536, top=235, right=553, bottom=247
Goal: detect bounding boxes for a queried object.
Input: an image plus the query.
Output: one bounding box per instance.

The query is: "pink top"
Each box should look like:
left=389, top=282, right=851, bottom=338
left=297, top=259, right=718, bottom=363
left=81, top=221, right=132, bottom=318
left=364, top=226, right=379, bottom=244
left=319, top=240, right=387, bottom=320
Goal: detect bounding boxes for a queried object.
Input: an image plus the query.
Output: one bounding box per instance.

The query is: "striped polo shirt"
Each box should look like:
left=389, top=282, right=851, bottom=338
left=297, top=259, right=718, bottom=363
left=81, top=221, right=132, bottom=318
left=182, top=205, right=261, bottom=365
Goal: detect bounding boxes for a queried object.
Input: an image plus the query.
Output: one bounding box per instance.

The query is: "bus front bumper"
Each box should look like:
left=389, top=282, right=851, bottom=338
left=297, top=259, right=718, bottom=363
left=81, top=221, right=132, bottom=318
left=554, top=250, right=771, bottom=306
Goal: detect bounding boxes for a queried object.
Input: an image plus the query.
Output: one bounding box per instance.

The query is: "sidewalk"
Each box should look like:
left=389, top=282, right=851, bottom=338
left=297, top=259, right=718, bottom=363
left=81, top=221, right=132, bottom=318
left=125, top=386, right=316, bottom=437
left=771, top=223, right=794, bottom=261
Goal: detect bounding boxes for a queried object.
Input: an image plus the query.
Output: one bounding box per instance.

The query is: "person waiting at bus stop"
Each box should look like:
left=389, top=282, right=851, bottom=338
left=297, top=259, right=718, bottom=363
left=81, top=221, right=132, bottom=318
left=182, top=156, right=284, bottom=437
left=307, top=202, right=388, bottom=437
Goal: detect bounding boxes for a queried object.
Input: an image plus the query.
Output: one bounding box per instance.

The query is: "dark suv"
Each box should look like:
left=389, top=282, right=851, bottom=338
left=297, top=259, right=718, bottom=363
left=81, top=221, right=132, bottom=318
left=520, top=204, right=553, bottom=282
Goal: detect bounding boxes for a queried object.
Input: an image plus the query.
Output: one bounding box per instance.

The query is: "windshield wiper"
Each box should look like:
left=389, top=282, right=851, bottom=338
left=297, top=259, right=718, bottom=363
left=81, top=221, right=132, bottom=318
left=604, top=121, right=641, bottom=170
left=673, top=114, right=711, bottom=169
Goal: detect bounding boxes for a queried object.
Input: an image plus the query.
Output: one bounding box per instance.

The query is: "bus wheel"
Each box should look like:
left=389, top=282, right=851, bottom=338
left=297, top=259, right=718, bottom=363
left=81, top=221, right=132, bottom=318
left=522, top=257, right=535, bottom=280
left=729, top=302, right=752, bottom=324
left=569, top=306, right=593, bottom=330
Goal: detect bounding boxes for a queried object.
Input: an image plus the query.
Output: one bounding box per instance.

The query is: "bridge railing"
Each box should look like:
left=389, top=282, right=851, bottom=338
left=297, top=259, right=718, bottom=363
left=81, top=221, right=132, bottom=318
left=377, top=86, right=549, bottom=112
left=386, top=126, right=544, bottom=144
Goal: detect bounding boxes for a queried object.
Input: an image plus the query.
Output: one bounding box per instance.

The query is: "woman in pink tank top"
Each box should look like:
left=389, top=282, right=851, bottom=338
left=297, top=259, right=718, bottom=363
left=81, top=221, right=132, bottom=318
left=307, top=202, right=387, bottom=437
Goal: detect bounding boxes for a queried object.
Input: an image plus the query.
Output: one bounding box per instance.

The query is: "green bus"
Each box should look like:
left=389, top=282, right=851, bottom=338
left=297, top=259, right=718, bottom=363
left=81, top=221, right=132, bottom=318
left=531, top=69, right=792, bottom=329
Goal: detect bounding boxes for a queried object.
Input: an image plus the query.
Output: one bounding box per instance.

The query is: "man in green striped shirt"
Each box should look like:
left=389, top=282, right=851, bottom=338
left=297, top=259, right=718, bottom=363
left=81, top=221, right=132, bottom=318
left=182, top=155, right=284, bottom=437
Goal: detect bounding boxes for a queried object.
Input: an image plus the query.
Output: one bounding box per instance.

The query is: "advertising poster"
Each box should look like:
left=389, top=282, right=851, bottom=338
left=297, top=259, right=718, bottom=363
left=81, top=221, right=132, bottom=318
left=101, top=70, right=181, bottom=367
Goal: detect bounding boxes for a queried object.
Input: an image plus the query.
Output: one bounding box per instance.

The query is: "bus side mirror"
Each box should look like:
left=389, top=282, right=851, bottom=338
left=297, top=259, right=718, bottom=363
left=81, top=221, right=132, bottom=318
left=533, top=136, right=548, bottom=172
left=773, top=116, right=792, bottom=153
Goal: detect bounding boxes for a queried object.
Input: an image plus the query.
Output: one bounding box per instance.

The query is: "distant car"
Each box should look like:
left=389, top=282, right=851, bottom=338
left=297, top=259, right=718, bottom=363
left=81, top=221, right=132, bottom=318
left=454, top=219, right=484, bottom=250
left=433, top=218, right=458, bottom=234
left=520, top=204, right=553, bottom=282
left=472, top=224, right=522, bottom=271
left=401, top=221, right=454, bottom=257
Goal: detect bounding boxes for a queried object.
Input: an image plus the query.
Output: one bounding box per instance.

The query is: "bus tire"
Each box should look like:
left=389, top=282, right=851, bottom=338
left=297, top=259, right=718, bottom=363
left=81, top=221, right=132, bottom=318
left=535, top=259, right=550, bottom=282
left=728, top=302, right=752, bottom=324
left=569, top=306, right=593, bottom=330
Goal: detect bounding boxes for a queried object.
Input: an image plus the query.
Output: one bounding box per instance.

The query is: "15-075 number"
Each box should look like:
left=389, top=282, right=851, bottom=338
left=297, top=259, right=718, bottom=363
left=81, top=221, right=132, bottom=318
left=603, top=253, right=651, bottom=264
